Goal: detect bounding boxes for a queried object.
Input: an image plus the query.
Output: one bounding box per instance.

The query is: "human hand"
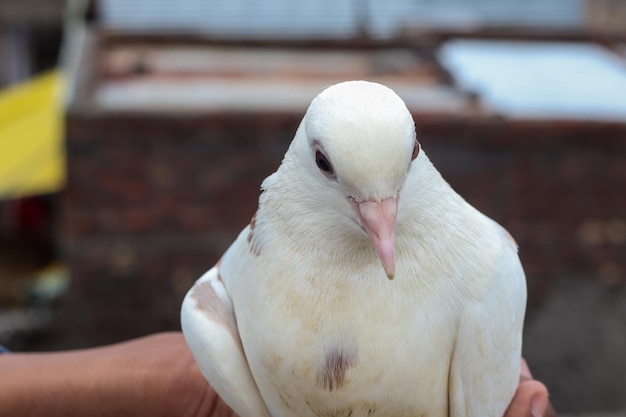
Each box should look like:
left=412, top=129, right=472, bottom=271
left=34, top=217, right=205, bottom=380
left=1, top=335, right=553, bottom=417
left=96, top=332, right=237, bottom=417
left=0, top=332, right=237, bottom=417
left=504, top=359, right=556, bottom=417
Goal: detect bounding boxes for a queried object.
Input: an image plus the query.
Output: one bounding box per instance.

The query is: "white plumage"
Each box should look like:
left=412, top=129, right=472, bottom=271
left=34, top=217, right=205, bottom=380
left=181, top=81, right=526, bottom=417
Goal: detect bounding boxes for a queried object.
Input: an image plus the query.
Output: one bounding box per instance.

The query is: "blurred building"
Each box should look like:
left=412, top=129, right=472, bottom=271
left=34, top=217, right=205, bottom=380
left=2, top=0, right=626, bottom=415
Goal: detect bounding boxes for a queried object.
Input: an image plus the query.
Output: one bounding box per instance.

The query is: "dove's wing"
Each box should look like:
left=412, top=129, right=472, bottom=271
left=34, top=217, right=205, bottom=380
left=448, top=228, right=527, bottom=417
left=181, top=265, right=271, bottom=417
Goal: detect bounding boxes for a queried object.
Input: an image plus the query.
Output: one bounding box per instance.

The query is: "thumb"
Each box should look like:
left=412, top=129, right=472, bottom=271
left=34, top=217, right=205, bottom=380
left=503, top=359, right=556, bottom=417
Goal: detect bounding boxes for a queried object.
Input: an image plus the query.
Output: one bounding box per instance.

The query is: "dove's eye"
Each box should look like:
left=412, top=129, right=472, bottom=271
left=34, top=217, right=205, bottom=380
left=315, top=150, right=334, bottom=175
left=411, top=139, right=420, bottom=161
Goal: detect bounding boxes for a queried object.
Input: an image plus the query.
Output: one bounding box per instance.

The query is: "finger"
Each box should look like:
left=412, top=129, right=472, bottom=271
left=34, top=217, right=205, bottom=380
left=503, top=379, right=553, bottom=417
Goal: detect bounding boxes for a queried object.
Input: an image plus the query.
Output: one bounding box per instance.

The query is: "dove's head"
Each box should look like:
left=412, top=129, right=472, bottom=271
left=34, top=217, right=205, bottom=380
left=297, top=80, right=419, bottom=279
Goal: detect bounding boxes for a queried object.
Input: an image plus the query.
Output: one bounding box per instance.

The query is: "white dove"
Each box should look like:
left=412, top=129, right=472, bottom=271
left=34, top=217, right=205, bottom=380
left=181, top=80, right=526, bottom=417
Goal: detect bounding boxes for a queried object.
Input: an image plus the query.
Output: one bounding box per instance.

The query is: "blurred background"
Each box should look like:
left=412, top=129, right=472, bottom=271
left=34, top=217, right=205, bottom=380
left=1, top=0, right=625, bottom=415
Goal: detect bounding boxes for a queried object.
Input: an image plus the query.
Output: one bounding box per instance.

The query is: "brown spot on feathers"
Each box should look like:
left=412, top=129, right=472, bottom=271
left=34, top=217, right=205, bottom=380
left=190, top=270, right=240, bottom=344
left=247, top=211, right=261, bottom=256
left=316, top=346, right=359, bottom=391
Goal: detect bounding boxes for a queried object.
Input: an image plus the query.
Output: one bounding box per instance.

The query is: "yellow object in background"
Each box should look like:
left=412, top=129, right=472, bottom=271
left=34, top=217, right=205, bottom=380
left=0, top=71, right=66, bottom=199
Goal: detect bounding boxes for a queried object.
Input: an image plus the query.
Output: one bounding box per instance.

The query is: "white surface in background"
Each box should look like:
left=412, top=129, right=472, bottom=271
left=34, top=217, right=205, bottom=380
left=99, top=0, right=357, bottom=39
left=439, top=40, right=626, bottom=121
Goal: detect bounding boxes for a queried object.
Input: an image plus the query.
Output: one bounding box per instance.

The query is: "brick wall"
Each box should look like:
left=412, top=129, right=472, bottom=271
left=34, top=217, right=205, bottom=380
left=60, top=114, right=626, bottom=348
left=61, top=114, right=296, bottom=347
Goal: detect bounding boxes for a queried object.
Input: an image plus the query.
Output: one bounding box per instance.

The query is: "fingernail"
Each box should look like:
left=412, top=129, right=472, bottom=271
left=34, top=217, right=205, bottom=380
left=531, top=394, right=548, bottom=417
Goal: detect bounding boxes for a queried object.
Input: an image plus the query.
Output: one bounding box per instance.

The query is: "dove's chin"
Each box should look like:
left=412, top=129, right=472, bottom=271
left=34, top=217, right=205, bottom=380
left=352, top=196, right=398, bottom=280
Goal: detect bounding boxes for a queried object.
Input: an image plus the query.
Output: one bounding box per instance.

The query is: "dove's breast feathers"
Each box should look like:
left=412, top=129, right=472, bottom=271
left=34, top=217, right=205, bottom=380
left=213, top=156, right=523, bottom=417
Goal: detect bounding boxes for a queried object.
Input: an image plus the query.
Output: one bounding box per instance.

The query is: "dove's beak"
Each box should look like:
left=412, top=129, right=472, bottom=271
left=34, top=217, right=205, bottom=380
left=355, top=197, right=398, bottom=280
